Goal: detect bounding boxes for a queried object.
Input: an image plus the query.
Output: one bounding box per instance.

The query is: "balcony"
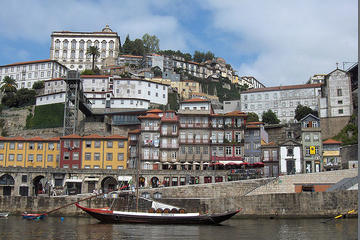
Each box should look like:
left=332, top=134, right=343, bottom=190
left=141, top=154, right=159, bottom=160
left=160, top=131, right=178, bottom=137
left=141, top=140, right=159, bottom=147
left=180, top=123, right=209, bottom=128
left=180, top=139, right=209, bottom=144
left=160, top=143, right=179, bottom=149
left=142, top=126, right=160, bottom=131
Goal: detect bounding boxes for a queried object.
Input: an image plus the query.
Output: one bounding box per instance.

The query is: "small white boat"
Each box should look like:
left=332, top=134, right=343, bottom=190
left=0, top=213, right=9, bottom=218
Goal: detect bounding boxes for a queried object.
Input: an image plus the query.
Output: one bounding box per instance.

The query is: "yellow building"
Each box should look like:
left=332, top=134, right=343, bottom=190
left=82, top=134, right=128, bottom=170
left=170, top=80, right=201, bottom=99
left=0, top=136, right=60, bottom=168
left=232, top=75, right=239, bottom=84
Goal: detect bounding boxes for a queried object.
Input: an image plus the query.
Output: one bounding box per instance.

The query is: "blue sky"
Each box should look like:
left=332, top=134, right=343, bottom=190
left=0, top=0, right=357, bottom=86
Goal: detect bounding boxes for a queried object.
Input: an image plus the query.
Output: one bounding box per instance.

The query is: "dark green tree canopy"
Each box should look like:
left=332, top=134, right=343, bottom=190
left=132, top=39, right=145, bottom=56
left=262, top=110, right=280, bottom=124
left=32, top=81, right=44, bottom=90
left=295, top=104, right=318, bottom=121
left=247, top=112, right=259, bottom=122
left=0, top=76, right=17, bottom=93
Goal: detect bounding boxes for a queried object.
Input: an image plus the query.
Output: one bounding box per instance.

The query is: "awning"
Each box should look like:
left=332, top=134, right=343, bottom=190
left=193, top=162, right=200, bottom=165
left=184, top=162, right=191, bottom=165
left=203, top=162, right=210, bottom=165
left=84, top=177, right=99, bottom=182
left=219, top=160, right=243, bottom=165
left=118, top=176, right=132, bottom=181
left=65, top=179, right=83, bottom=183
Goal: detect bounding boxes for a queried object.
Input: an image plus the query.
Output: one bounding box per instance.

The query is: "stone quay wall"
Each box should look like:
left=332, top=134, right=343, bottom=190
left=0, top=190, right=356, bottom=218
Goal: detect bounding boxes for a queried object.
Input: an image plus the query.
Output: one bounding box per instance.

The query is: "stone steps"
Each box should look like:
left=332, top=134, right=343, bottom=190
left=246, top=169, right=357, bottom=196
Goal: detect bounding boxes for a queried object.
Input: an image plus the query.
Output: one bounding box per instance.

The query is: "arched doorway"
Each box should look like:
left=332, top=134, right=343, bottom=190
left=101, top=176, right=118, bottom=193
left=151, top=177, right=159, bottom=188
left=0, top=174, right=15, bottom=196
left=33, top=175, right=46, bottom=196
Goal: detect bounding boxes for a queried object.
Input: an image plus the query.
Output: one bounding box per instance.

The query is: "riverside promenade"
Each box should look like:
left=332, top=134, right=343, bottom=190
left=0, top=169, right=357, bottom=218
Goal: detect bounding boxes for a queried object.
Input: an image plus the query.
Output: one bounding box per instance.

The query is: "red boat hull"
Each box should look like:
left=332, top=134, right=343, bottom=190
left=75, top=203, right=240, bottom=225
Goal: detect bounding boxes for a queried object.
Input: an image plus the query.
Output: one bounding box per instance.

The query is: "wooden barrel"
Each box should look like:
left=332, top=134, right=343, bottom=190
left=170, top=208, right=178, bottom=214
left=156, top=208, right=163, bottom=213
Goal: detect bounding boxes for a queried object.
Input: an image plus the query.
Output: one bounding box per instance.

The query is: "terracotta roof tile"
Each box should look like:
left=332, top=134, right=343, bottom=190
left=323, top=139, right=342, bottom=144
left=224, top=110, right=247, bottom=117
left=138, top=113, right=161, bottom=119
left=104, top=135, right=127, bottom=140
left=182, top=98, right=210, bottom=103
left=2, top=59, right=53, bottom=67
left=48, top=137, right=60, bottom=141
left=81, top=75, right=110, bottom=78
left=61, top=134, right=82, bottom=139
left=82, top=134, right=104, bottom=139
left=27, top=136, right=45, bottom=141
left=7, top=137, right=26, bottom=141
left=147, top=109, right=163, bottom=113
left=243, top=83, right=322, bottom=93
left=128, top=129, right=141, bottom=134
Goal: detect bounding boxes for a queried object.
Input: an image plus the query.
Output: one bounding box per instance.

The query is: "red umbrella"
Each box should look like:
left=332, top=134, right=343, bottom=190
left=226, top=162, right=238, bottom=165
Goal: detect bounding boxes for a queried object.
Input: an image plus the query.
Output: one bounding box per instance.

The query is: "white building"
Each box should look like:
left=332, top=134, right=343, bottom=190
left=319, top=69, right=353, bottom=118
left=240, top=83, right=322, bottom=123
left=43, top=78, right=66, bottom=94
left=279, top=139, right=302, bottom=175
left=36, top=91, right=65, bottom=106
left=50, top=25, right=120, bottom=71
left=307, top=74, right=326, bottom=84
left=0, top=59, right=67, bottom=89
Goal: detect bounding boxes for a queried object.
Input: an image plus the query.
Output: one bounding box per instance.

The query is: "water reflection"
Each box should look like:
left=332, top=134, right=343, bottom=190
left=0, top=216, right=356, bottom=240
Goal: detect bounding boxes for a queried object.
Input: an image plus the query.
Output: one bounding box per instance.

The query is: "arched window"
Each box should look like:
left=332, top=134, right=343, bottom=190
left=79, top=50, right=84, bottom=59
left=62, top=50, right=67, bottom=58
left=94, top=40, right=99, bottom=48
left=79, top=40, right=85, bottom=50
left=71, top=50, right=75, bottom=59
left=101, top=40, right=107, bottom=50
left=63, top=40, right=68, bottom=49
left=71, top=40, right=76, bottom=49
left=109, top=40, right=114, bottom=50
left=101, top=51, right=106, bottom=58
left=55, top=50, right=59, bottom=58
left=86, top=40, right=92, bottom=49
left=109, top=50, right=113, bottom=57
left=55, top=39, right=60, bottom=49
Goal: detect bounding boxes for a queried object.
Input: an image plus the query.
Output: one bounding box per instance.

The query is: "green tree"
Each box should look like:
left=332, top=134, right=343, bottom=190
left=142, top=33, right=160, bottom=53
left=0, top=76, right=17, bottom=93
left=240, top=83, right=249, bottom=92
left=247, top=112, right=259, bottom=122
left=262, top=110, right=280, bottom=124
left=32, top=81, right=44, bottom=90
left=122, top=35, right=133, bottom=54
left=81, top=69, right=96, bottom=75
left=294, top=104, right=318, bottom=121
left=16, top=88, right=36, bottom=107
left=86, top=46, right=100, bottom=71
left=193, top=50, right=205, bottom=63
left=132, top=39, right=145, bottom=56
left=204, top=51, right=215, bottom=61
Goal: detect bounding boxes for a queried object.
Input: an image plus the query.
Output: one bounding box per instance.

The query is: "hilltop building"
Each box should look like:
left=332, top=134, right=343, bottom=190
left=50, top=25, right=121, bottom=71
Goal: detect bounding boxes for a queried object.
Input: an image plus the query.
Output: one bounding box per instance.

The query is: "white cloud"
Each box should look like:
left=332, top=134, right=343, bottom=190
left=200, top=0, right=358, bottom=86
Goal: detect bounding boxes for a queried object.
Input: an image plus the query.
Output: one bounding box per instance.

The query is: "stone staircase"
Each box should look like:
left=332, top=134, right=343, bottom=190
left=246, top=168, right=358, bottom=196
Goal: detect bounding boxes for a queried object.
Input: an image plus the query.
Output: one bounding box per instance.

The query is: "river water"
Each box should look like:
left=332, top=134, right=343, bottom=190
left=0, top=216, right=357, bottom=240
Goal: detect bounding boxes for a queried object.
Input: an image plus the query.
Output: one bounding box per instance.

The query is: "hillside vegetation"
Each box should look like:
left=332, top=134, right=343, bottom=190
left=26, top=103, right=64, bottom=129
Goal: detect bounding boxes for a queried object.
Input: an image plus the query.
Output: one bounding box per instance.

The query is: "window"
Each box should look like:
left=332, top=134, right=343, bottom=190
left=47, top=154, right=53, bottom=162
left=0, top=143, right=3, bottom=149
left=235, top=147, right=241, bottom=155
left=106, top=153, right=113, bottom=161
left=305, top=135, right=310, bottom=142
left=107, top=141, right=113, bottom=148
left=48, top=143, right=54, bottom=150
left=225, top=146, right=232, bottom=155
left=73, top=140, right=80, bottom=148
left=338, top=109, right=343, bottom=114
left=337, top=89, right=342, bottom=96
left=181, top=146, right=186, bottom=154
left=0, top=154, right=3, bottom=161
left=64, top=152, right=69, bottom=160
left=85, top=153, right=91, bottom=160
left=85, top=141, right=91, bottom=148
left=9, top=154, right=14, bottom=161
left=17, top=154, right=23, bottom=162
left=287, top=148, right=293, bottom=156
left=94, top=153, right=100, bottom=161
left=28, top=154, right=34, bottom=162
left=196, top=146, right=200, bottom=154
left=94, top=141, right=101, bottom=148
left=118, top=153, right=124, bottom=161
left=9, top=142, right=15, bottom=150
left=118, top=141, right=124, bottom=148
left=22, top=175, right=27, bottom=183
left=188, top=146, right=193, bottom=154
left=73, top=152, right=79, bottom=160
left=64, top=140, right=70, bottom=148
left=36, top=154, right=43, bottom=162
left=37, top=143, right=43, bottom=150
